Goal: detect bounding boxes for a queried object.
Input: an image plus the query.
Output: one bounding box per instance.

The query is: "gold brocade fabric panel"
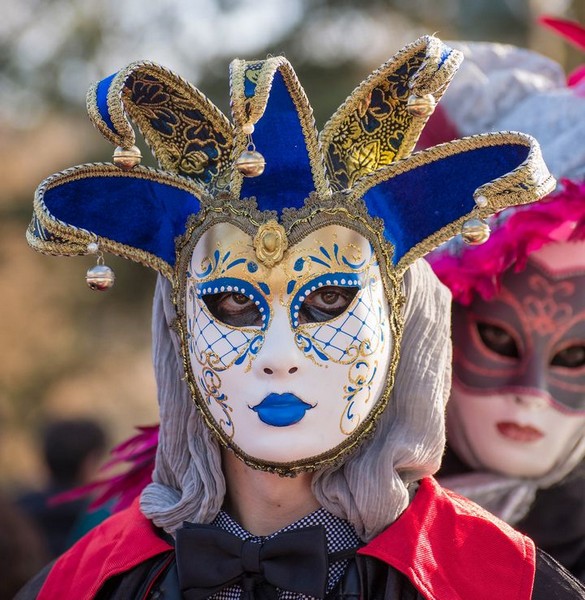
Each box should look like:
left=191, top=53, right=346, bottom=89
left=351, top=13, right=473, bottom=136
left=321, top=34, right=464, bottom=193
left=121, top=65, right=235, bottom=192
left=322, top=47, right=429, bottom=191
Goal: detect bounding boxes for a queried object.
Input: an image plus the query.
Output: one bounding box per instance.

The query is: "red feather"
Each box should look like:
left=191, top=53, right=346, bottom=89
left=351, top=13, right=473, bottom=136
left=539, top=16, right=585, bottom=51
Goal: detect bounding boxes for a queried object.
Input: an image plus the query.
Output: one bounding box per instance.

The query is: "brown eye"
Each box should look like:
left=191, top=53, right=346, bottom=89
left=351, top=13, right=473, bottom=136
left=320, top=290, right=341, bottom=305
left=203, top=292, right=262, bottom=327
left=552, top=345, right=585, bottom=369
left=298, top=286, right=359, bottom=324
left=232, top=293, right=250, bottom=305
left=477, top=322, right=519, bottom=358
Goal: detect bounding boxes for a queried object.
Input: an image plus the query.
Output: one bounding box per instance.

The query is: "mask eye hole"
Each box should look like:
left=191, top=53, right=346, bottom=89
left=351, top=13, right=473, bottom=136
left=298, top=286, right=359, bottom=325
left=476, top=322, right=519, bottom=358
left=202, top=292, right=262, bottom=327
left=551, top=344, right=585, bottom=369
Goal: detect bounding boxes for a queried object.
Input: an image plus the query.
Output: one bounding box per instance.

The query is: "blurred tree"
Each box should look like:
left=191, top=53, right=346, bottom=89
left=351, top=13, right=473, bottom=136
left=3, top=0, right=577, bottom=128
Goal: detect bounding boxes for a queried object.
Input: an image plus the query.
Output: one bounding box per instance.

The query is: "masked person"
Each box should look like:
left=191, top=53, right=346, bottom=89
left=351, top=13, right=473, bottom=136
left=424, top=26, right=585, bottom=582
left=17, top=36, right=585, bottom=599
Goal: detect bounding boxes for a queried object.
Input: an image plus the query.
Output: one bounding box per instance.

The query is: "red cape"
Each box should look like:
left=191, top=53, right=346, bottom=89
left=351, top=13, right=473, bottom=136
left=38, top=477, right=535, bottom=600
left=358, top=477, right=535, bottom=599
left=37, top=498, right=172, bottom=600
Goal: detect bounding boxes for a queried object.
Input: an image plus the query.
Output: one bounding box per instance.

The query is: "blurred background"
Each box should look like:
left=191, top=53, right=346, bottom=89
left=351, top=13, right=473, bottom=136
left=1, top=0, right=584, bottom=491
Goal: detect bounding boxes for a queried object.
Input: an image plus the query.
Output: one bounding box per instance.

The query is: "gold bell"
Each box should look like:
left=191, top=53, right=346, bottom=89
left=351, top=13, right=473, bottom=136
left=461, top=218, right=491, bottom=245
left=86, top=264, right=116, bottom=291
left=406, top=93, right=436, bottom=117
left=235, top=149, right=265, bottom=177
left=113, top=145, right=142, bottom=171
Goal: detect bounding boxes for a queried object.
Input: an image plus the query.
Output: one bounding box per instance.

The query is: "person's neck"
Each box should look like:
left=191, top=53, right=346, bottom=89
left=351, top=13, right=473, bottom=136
left=221, top=449, right=321, bottom=536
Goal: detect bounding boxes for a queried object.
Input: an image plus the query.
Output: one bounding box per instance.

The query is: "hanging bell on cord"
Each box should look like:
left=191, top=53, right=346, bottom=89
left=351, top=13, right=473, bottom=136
left=235, top=123, right=265, bottom=177
left=461, top=218, right=491, bottom=245
left=406, top=93, right=436, bottom=117
left=235, top=147, right=266, bottom=177
left=113, top=145, right=142, bottom=171
left=85, top=242, right=115, bottom=290
left=86, top=264, right=116, bottom=290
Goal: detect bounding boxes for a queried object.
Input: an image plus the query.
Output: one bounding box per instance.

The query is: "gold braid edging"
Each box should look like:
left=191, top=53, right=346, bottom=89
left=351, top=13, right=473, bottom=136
left=319, top=36, right=462, bottom=190
left=86, top=64, right=144, bottom=148
left=229, top=58, right=287, bottom=197
left=397, top=39, right=463, bottom=161
left=120, top=62, right=234, bottom=187
left=229, top=57, right=330, bottom=200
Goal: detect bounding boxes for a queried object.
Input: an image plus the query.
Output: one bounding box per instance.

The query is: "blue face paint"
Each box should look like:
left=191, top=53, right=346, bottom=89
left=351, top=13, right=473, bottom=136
left=252, top=393, right=313, bottom=427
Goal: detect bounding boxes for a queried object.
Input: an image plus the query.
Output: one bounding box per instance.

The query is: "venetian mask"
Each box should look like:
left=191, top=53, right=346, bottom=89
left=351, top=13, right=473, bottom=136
left=177, top=222, right=392, bottom=468
left=449, top=241, right=585, bottom=477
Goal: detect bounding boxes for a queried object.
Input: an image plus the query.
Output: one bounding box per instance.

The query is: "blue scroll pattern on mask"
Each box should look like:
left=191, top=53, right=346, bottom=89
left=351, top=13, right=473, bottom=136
left=289, top=243, right=387, bottom=434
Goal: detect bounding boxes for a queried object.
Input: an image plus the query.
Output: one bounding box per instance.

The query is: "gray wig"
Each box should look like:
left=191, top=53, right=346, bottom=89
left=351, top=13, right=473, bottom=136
left=141, top=258, right=452, bottom=541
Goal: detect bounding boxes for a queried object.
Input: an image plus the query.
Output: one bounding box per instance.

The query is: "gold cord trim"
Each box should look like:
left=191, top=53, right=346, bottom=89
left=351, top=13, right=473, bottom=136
left=320, top=36, right=463, bottom=190
left=228, top=57, right=330, bottom=200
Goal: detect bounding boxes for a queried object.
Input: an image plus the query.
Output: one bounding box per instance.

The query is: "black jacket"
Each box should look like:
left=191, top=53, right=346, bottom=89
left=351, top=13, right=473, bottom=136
left=15, top=547, right=585, bottom=599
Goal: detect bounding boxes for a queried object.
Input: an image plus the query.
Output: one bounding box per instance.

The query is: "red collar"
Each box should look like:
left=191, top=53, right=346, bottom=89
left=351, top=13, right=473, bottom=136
left=39, top=477, right=535, bottom=600
left=38, top=498, right=171, bottom=600
left=360, top=477, right=535, bottom=600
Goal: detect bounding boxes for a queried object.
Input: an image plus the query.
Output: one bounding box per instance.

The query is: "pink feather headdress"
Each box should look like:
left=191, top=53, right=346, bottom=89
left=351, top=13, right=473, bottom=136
left=428, top=180, right=585, bottom=305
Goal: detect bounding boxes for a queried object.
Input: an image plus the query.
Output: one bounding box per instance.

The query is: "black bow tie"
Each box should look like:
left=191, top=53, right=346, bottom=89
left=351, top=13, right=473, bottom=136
left=175, top=522, right=330, bottom=600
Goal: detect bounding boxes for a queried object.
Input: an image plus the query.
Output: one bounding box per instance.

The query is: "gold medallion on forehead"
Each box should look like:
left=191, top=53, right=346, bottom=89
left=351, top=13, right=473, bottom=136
left=253, top=220, right=288, bottom=267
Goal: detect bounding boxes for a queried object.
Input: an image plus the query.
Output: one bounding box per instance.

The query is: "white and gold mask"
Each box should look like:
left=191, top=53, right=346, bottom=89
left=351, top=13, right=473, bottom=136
left=181, top=221, right=391, bottom=469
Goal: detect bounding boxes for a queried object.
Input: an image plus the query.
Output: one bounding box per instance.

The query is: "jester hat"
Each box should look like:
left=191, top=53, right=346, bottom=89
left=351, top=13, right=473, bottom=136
left=28, top=36, right=554, bottom=473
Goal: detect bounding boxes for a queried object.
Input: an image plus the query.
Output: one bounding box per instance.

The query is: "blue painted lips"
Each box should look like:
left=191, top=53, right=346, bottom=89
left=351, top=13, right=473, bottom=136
left=252, top=393, right=313, bottom=427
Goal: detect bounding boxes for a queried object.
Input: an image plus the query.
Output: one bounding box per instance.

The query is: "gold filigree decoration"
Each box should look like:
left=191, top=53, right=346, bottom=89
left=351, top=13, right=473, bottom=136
left=198, top=367, right=235, bottom=440
left=340, top=354, right=380, bottom=436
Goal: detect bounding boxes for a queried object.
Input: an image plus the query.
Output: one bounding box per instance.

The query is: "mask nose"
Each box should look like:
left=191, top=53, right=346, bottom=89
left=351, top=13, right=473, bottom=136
left=263, top=366, right=298, bottom=375
left=515, top=360, right=547, bottom=393
left=513, top=393, right=549, bottom=410
left=255, top=306, right=302, bottom=378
